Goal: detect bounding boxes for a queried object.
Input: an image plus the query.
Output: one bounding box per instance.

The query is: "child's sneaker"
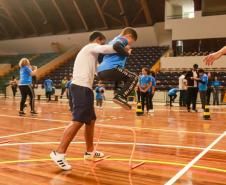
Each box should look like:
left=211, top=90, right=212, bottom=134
left=50, top=151, right=72, bottom=171
left=19, top=111, right=26, bottom=116
left=84, top=151, right=104, bottom=160
left=113, top=95, right=131, bottom=110
left=148, top=109, right=154, bottom=113
left=30, top=111, right=38, bottom=115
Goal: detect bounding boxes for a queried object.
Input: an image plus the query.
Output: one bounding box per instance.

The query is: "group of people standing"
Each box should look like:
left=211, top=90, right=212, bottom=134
left=169, top=64, right=223, bottom=111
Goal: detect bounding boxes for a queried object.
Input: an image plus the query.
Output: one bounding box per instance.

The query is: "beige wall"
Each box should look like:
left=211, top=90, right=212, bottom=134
left=0, top=23, right=172, bottom=54
left=165, top=13, right=226, bottom=40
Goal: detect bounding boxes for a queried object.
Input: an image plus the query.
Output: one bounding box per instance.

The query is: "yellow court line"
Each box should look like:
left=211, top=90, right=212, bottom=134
left=0, top=158, right=225, bottom=174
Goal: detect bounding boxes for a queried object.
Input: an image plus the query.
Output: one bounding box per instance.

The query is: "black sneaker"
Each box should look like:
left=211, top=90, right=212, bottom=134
left=113, top=95, right=131, bottom=110
left=19, top=111, right=26, bottom=116
left=30, top=111, right=38, bottom=115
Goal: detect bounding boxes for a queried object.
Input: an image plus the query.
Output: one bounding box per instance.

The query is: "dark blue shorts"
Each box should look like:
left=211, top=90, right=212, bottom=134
left=70, top=84, right=96, bottom=124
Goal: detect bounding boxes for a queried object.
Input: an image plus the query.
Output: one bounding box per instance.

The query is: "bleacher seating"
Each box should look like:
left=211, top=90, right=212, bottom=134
left=38, top=60, right=74, bottom=88
left=0, top=53, right=59, bottom=94
left=178, top=51, right=213, bottom=57
left=0, top=54, right=34, bottom=67
left=125, top=46, right=168, bottom=73
left=94, top=46, right=169, bottom=89
left=37, top=46, right=169, bottom=90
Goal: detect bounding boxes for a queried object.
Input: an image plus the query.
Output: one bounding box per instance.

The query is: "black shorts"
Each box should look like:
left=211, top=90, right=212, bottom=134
left=70, top=84, right=96, bottom=124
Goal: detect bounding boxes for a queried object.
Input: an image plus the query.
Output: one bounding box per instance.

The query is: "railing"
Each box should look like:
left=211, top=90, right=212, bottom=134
left=166, top=12, right=195, bottom=20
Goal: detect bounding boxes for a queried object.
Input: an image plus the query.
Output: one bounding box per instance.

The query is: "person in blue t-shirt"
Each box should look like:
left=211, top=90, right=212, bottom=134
left=168, top=88, right=179, bottom=107
left=97, top=27, right=138, bottom=110
left=196, top=69, right=208, bottom=110
left=18, top=58, right=38, bottom=116
left=95, top=81, right=105, bottom=109
left=148, top=71, right=156, bottom=113
left=138, top=68, right=152, bottom=112
left=44, top=76, right=53, bottom=102
left=66, top=75, right=73, bottom=111
left=212, top=76, right=222, bottom=105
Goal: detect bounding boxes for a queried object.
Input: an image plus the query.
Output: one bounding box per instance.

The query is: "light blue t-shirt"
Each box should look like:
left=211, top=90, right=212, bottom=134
left=97, top=36, right=128, bottom=72
left=66, top=80, right=72, bottom=89
left=148, top=76, right=156, bottom=93
left=44, top=79, right=53, bottom=92
left=95, top=86, right=104, bottom=100
left=139, top=75, right=151, bottom=90
left=168, top=88, right=179, bottom=96
left=19, top=66, right=32, bottom=85
left=212, top=80, right=221, bottom=88
left=199, top=74, right=208, bottom=92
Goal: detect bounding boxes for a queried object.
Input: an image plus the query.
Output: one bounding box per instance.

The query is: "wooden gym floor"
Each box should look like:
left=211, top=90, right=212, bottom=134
left=0, top=98, right=225, bottom=185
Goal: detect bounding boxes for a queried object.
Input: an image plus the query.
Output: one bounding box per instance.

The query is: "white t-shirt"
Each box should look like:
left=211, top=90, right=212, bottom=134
left=193, top=70, right=198, bottom=87
left=72, top=43, right=115, bottom=89
left=179, top=74, right=187, bottom=90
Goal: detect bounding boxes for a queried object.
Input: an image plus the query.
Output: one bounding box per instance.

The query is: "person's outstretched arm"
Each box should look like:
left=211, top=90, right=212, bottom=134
left=204, top=46, right=226, bottom=66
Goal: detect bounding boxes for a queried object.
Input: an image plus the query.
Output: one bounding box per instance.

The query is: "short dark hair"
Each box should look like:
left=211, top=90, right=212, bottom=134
left=89, top=31, right=106, bottom=42
left=182, top=71, right=187, bottom=74
left=193, top=64, right=198, bottom=69
left=142, top=67, right=150, bottom=74
left=198, top=69, right=204, bottom=73
left=121, top=27, right=138, bottom=41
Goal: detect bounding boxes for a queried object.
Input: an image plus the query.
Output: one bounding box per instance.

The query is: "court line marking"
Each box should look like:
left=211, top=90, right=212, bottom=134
left=0, top=114, right=221, bottom=136
left=0, top=115, right=124, bottom=139
left=165, top=131, right=226, bottom=185
left=0, top=126, right=66, bottom=139
left=0, top=141, right=226, bottom=153
left=0, top=157, right=225, bottom=174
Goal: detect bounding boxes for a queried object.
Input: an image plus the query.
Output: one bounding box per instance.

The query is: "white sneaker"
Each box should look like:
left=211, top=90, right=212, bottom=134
left=84, top=151, right=104, bottom=160
left=50, top=151, right=72, bottom=171
left=148, top=109, right=154, bottom=113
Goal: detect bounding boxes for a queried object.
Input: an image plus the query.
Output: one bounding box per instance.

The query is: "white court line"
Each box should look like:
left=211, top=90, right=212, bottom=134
left=0, top=114, right=221, bottom=136
left=0, top=141, right=226, bottom=154
left=165, top=131, right=226, bottom=185
left=0, top=126, right=66, bottom=139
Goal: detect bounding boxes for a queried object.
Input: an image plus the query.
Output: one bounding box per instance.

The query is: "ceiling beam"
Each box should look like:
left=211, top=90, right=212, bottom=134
left=101, top=0, right=109, bottom=9
left=52, top=0, right=70, bottom=32
left=117, top=0, right=129, bottom=26
left=140, top=0, right=153, bottom=25
left=72, top=0, right=89, bottom=31
left=104, top=12, right=123, bottom=25
left=15, top=0, right=38, bottom=35
left=0, top=0, right=24, bottom=36
left=0, top=23, right=10, bottom=38
left=131, top=8, right=143, bottom=25
left=32, top=0, right=54, bottom=34
left=93, top=0, right=108, bottom=29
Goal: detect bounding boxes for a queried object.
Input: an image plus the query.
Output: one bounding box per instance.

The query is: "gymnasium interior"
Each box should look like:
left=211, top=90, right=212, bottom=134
left=0, top=0, right=225, bottom=184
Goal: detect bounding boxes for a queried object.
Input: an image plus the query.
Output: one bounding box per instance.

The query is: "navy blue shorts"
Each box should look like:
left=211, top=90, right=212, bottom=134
left=70, top=84, right=96, bottom=124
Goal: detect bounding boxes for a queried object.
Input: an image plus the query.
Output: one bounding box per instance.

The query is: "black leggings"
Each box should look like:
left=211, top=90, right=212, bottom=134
left=169, top=95, right=177, bottom=106
left=187, top=87, right=198, bottom=110
left=149, top=92, right=154, bottom=110
left=19, top=85, right=35, bottom=112
left=141, top=92, right=149, bottom=111
left=137, top=89, right=141, bottom=103
left=46, top=91, right=52, bottom=101
left=98, top=67, right=138, bottom=98
left=11, top=85, right=17, bottom=97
